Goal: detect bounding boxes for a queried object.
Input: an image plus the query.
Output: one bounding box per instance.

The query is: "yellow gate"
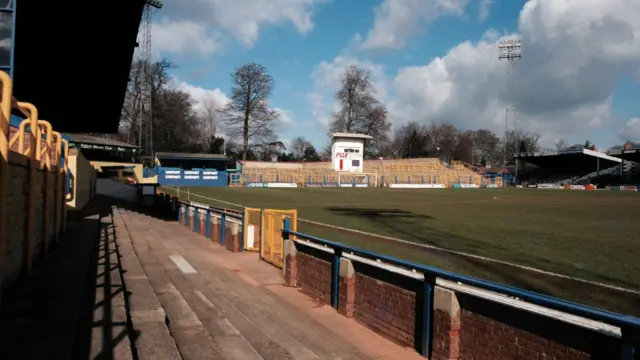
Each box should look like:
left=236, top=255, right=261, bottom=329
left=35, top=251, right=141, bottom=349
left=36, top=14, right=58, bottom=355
left=260, top=209, right=297, bottom=268
left=243, top=208, right=262, bottom=251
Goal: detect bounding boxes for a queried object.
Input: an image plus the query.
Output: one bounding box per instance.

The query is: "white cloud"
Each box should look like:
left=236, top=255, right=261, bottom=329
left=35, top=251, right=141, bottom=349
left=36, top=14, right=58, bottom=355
left=0, top=38, right=10, bottom=50
left=151, top=18, right=220, bottom=56
left=274, top=108, right=296, bottom=126
left=174, top=80, right=231, bottom=114
left=311, top=0, right=640, bottom=144
left=153, top=0, right=329, bottom=55
left=622, top=118, right=640, bottom=142
left=478, top=0, right=495, bottom=22
left=361, top=0, right=470, bottom=50
left=175, top=79, right=296, bottom=132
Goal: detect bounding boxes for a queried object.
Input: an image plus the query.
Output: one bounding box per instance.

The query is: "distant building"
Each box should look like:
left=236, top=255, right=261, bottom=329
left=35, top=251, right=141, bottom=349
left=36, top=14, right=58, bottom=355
left=330, top=133, right=373, bottom=172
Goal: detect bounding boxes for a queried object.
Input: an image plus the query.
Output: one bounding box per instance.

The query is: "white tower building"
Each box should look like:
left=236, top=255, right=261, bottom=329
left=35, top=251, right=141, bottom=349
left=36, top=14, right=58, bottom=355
left=330, top=133, right=372, bottom=172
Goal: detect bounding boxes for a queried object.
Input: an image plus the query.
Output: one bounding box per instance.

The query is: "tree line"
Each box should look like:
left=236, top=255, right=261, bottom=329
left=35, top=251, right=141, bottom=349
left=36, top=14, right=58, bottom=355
left=101, top=58, right=629, bottom=167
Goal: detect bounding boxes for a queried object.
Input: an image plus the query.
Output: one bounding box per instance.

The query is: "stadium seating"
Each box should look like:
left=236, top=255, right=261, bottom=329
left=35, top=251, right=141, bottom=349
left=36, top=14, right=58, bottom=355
left=239, top=157, right=502, bottom=187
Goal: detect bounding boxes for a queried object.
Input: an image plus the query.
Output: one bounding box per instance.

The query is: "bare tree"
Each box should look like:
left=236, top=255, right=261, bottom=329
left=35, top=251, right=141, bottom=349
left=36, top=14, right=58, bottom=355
left=390, top=122, right=430, bottom=158
left=330, top=65, right=391, bottom=157
left=472, top=129, right=501, bottom=166
left=426, top=123, right=458, bottom=161
left=453, top=131, right=474, bottom=164
left=554, top=139, right=567, bottom=151
left=221, top=62, right=279, bottom=160
left=196, top=98, right=219, bottom=151
left=290, top=137, right=308, bottom=160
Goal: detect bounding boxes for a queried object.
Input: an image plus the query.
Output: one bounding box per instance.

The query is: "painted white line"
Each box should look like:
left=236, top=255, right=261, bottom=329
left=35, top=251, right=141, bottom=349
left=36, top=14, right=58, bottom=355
left=161, top=186, right=640, bottom=296
left=169, top=255, right=197, bottom=274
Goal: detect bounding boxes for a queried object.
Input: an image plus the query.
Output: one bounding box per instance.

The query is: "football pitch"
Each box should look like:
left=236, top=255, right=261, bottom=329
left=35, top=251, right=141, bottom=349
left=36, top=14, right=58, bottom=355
left=161, top=186, right=640, bottom=315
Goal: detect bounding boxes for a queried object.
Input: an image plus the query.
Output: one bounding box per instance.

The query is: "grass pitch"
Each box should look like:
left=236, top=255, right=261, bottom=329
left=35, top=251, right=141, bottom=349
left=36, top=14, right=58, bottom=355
left=162, top=187, right=640, bottom=315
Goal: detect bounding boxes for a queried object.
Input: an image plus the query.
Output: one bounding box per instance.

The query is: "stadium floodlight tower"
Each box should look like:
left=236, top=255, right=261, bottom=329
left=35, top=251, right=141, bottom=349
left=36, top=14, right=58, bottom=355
left=498, top=38, right=523, bottom=169
left=331, top=133, right=378, bottom=187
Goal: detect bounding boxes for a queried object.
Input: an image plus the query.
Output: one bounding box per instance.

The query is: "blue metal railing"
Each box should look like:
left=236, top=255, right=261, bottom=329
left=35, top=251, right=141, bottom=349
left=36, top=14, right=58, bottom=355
left=176, top=200, right=243, bottom=248
left=281, top=219, right=640, bottom=358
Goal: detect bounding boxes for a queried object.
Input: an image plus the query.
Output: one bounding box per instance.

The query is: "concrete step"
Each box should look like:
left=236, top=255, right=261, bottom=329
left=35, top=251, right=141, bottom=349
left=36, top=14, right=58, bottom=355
left=160, top=225, right=369, bottom=360
left=111, top=208, right=183, bottom=360
left=124, top=211, right=223, bottom=360
left=89, top=215, right=134, bottom=360
left=133, top=227, right=266, bottom=360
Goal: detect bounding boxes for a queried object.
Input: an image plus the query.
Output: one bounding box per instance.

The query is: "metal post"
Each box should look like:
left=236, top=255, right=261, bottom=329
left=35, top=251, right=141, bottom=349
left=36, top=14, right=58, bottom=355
left=194, top=209, right=198, bottom=233
left=258, top=209, right=263, bottom=261
left=220, top=213, right=226, bottom=246
left=205, top=209, right=211, bottom=237
left=331, top=248, right=342, bottom=309
left=421, top=275, right=435, bottom=358
left=283, top=218, right=290, bottom=240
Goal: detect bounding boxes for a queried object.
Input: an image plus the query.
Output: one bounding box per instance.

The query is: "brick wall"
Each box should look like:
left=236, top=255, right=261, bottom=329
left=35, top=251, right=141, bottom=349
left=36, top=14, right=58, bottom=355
left=3, top=160, right=28, bottom=286
left=353, top=272, right=416, bottom=347
left=455, top=293, right=620, bottom=359
left=283, top=240, right=631, bottom=359
left=296, top=249, right=332, bottom=305
left=2, top=151, right=62, bottom=289
left=8, top=125, right=57, bottom=166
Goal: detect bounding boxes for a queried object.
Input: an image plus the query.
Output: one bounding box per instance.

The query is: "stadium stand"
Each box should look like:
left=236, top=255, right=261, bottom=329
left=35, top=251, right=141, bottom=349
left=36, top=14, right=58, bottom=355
left=516, top=148, right=623, bottom=186
left=609, top=147, right=640, bottom=184
left=238, top=157, right=501, bottom=187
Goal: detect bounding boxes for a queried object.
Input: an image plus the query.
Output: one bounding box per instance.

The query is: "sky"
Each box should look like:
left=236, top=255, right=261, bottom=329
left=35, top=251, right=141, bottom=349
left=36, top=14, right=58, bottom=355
left=149, top=0, right=640, bottom=151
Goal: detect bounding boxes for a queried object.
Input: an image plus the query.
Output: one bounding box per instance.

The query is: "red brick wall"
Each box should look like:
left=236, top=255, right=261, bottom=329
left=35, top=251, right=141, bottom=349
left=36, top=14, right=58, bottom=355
left=9, top=125, right=58, bottom=165
left=284, top=242, right=629, bottom=360
left=459, top=309, right=589, bottom=359
left=433, top=309, right=460, bottom=360
left=296, top=252, right=331, bottom=304
left=353, top=273, right=416, bottom=348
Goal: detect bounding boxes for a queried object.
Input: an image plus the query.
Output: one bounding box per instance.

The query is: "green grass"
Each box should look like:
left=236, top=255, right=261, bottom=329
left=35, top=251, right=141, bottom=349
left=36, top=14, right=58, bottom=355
left=162, top=186, right=640, bottom=315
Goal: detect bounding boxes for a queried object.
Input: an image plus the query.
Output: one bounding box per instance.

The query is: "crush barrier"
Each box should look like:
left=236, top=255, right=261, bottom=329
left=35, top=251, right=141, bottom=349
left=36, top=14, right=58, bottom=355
left=260, top=209, right=297, bottom=268
left=279, top=220, right=640, bottom=359
left=156, top=193, right=298, bottom=269
left=243, top=207, right=261, bottom=251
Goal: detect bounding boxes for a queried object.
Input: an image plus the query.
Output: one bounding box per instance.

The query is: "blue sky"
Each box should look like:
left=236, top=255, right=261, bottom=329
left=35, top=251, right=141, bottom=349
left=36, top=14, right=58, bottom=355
left=151, top=0, right=640, bottom=150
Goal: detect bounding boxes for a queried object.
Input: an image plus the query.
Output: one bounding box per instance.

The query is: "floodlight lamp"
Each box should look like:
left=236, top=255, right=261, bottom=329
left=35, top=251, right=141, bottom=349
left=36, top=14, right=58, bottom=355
left=146, top=0, right=163, bottom=9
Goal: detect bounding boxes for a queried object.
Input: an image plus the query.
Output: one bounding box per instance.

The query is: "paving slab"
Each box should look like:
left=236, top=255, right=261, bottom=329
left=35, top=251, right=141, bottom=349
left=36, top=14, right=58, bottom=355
left=114, top=205, right=425, bottom=360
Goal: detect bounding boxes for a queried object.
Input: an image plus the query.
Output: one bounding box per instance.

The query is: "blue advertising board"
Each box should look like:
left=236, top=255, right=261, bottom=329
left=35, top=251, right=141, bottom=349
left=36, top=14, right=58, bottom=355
left=157, top=168, right=228, bottom=187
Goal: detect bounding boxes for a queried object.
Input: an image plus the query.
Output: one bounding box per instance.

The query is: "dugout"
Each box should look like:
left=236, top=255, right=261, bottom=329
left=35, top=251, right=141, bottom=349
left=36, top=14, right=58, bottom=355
left=67, top=134, right=139, bottom=163
left=155, top=152, right=235, bottom=171
left=155, top=152, right=234, bottom=187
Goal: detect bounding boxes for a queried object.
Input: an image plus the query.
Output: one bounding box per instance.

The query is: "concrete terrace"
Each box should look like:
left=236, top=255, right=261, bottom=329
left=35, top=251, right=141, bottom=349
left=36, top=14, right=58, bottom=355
left=0, top=196, right=423, bottom=360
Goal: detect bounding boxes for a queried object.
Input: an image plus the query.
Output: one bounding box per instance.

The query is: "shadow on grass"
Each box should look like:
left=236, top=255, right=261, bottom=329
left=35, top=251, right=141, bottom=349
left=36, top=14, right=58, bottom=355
left=302, top=220, right=640, bottom=317
left=324, top=205, right=640, bottom=292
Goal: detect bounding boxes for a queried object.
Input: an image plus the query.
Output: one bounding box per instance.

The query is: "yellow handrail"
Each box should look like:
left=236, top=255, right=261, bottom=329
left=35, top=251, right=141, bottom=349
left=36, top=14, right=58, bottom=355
left=0, top=70, right=12, bottom=300
left=61, top=138, right=69, bottom=233
left=52, top=131, right=63, bottom=242
left=37, top=120, right=53, bottom=255
left=17, top=101, right=39, bottom=276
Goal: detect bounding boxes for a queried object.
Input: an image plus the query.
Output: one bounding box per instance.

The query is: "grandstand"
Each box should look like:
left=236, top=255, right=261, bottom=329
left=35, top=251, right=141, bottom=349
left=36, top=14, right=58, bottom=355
left=609, top=146, right=640, bottom=183
left=236, top=157, right=501, bottom=188
left=515, top=148, right=622, bottom=186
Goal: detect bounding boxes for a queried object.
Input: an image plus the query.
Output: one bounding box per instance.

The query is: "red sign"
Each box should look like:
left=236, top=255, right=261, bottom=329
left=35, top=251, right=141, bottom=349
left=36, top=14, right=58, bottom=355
left=335, top=152, right=349, bottom=158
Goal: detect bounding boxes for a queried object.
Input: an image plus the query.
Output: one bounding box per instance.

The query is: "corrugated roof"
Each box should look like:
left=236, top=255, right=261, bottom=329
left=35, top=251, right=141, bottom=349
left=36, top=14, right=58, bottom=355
left=66, top=134, right=138, bottom=148
left=330, top=132, right=373, bottom=139
left=155, top=152, right=230, bottom=160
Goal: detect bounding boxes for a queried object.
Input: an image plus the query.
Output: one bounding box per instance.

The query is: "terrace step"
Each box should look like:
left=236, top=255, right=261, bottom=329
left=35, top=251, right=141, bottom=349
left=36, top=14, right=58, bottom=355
left=124, top=213, right=222, bottom=360
left=117, top=206, right=371, bottom=360
left=111, top=208, right=183, bottom=360
left=167, top=230, right=369, bottom=360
